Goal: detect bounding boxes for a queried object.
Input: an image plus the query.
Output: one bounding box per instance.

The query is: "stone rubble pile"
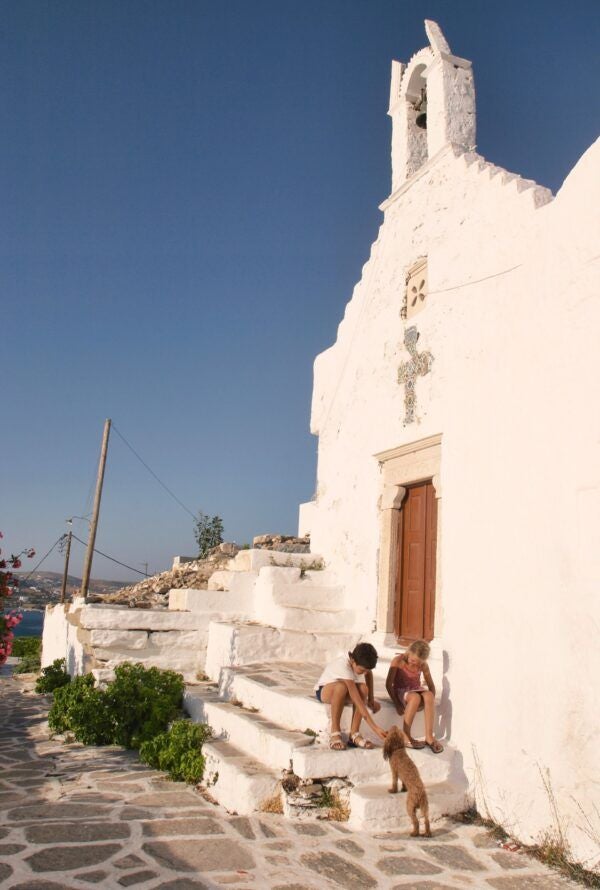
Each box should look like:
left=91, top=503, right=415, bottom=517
left=88, top=543, right=239, bottom=609
left=87, top=535, right=310, bottom=609
left=252, top=534, right=310, bottom=553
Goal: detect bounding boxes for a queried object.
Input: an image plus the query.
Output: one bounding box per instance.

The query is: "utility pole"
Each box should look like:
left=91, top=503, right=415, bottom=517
left=60, top=532, right=72, bottom=604
left=80, top=418, right=111, bottom=602
left=141, top=562, right=149, bottom=578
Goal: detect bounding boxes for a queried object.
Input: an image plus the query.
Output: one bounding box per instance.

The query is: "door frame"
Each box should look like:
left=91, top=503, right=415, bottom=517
left=374, top=434, right=442, bottom=644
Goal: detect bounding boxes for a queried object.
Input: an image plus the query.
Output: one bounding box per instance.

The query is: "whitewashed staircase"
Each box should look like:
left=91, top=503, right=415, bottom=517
left=184, top=658, right=468, bottom=828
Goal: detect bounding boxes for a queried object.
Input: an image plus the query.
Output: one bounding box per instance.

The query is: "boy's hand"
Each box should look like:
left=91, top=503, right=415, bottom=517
left=375, top=726, right=387, bottom=741
left=368, top=699, right=381, bottom=714
left=395, top=702, right=405, bottom=716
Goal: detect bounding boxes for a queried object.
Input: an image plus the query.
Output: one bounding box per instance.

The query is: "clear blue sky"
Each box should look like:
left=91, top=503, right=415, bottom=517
left=3, top=0, right=599, bottom=582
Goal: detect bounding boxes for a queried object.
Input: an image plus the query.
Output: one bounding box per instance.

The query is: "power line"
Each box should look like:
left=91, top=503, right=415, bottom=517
left=112, top=424, right=197, bottom=521
left=21, top=535, right=67, bottom=582
left=70, top=533, right=149, bottom=577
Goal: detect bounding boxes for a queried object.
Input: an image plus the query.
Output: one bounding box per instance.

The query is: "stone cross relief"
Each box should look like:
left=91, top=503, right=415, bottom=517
left=397, top=326, right=433, bottom=424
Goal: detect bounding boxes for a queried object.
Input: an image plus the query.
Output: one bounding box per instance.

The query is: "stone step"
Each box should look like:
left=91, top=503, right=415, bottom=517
left=348, top=780, right=467, bottom=831
left=206, top=571, right=258, bottom=596
left=220, top=662, right=437, bottom=741
left=254, top=566, right=344, bottom=610
left=292, top=739, right=454, bottom=786
left=205, top=620, right=360, bottom=682
left=168, top=585, right=253, bottom=617
left=79, top=604, right=208, bottom=632
left=228, top=549, right=324, bottom=574
left=202, top=739, right=281, bottom=815
left=184, top=683, right=315, bottom=770
left=259, top=604, right=356, bottom=633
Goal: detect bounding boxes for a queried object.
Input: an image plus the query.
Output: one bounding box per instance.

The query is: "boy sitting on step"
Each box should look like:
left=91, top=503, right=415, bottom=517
left=314, top=643, right=388, bottom=750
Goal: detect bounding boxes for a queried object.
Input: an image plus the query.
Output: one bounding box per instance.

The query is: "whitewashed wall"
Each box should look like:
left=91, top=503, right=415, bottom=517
left=42, top=600, right=87, bottom=676
left=303, top=138, right=600, bottom=864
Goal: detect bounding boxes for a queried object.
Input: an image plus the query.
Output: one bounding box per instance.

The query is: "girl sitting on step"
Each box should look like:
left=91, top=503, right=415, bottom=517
left=386, top=639, right=443, bottom=753
left=314, top=643, right=388, bottom=750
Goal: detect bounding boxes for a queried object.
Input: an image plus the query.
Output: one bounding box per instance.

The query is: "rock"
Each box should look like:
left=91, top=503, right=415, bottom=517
left=228, top=816, right=256, bottom=839
left=489, top=850, right=528, bottom=871
left=219, top=543, right=239, bottom=556
left=25, top=843, right=122, bottom=872
left=300, top=851, right=377, bottom=888
left=424, top=844, right=485, bottom=871
left=377, top=856, right=444, bottom=876
left=117, top=871, right=158, bottom=887
left=293, top=823, right=327, bottom=836
left=336, top=838, right=365, bottom=857
left=25, top=822, right=130, bottom=844
left=142, top=838, right=255, bottom=871
left=252, top=534, right=311, bottom=553
left=141, top=817, right=223, bottom=837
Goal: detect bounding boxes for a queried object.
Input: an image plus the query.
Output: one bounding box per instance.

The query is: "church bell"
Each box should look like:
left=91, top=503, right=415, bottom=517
left=415, top=89, right=427, bottom=129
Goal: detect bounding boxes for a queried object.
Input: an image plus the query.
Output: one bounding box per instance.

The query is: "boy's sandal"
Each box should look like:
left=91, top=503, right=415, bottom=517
left=426, top=739, right=444, bottom=754
left=348, top=732, right=374, bottom=749
left=406, top=737, right=426, bottom=749
left=329, top=731, right=346, bottom=751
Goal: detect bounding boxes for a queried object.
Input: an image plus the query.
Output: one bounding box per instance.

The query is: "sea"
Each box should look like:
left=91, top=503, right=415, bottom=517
left=14, top=610, right=44, bottom=638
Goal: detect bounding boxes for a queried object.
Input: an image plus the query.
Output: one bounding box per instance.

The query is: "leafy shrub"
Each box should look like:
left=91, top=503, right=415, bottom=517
left=104, top=663, right=184, bottom=749
left=12, top=636, right=41, bottom=658
left=194, top=511, right=224, bottom=559
left=13, top=652, right=41, bottom=674
left=35, top=658, right=71, bottom=693
left=46, top=662, right=184, bottom=750
left=48, top=674, right=112, bottom=745
left=139, top=719, right=211, bottom=783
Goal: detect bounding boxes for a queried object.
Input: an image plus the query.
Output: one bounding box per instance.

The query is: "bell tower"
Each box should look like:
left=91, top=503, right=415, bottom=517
left=388, top=20, right=476, bottom=192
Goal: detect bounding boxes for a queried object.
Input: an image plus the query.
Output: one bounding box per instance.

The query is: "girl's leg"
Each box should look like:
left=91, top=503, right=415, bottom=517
left=350, top=683, right=369, bottom=736
left=422, top=690, right=443, bottom=751
left=422, top=690, right=435, bottom=742
left=402, top=692, right=425, bottom=747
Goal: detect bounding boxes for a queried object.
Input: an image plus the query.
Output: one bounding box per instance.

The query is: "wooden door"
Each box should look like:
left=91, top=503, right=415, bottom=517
left=395, top=480, right=437, bottom=642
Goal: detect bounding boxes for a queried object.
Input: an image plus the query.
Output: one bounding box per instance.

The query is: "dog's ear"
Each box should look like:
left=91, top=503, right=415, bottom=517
left=383, top=725, right=402, bottom=760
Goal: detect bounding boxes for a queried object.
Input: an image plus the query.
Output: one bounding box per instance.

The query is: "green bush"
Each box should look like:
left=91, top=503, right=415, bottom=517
left=35, top=658, right=71, bottom=693
left=48, top=674, right=112, bottom=745
left=13, top=652, right=42, bottom=674
left=45, top=662, right=184, bottom=750
left=104, top=663, right=184, bottom=749
left=12, top=636, right=41, bottom=658
left=139, top=719, right=211, bottom=783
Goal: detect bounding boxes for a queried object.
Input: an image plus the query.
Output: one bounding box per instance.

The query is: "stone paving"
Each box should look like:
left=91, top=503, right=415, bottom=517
left=0, top=665, right=581, bottom=890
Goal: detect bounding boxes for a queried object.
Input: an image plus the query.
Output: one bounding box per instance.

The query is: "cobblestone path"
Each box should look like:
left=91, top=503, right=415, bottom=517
left=0, top=668, right=580, bottom=890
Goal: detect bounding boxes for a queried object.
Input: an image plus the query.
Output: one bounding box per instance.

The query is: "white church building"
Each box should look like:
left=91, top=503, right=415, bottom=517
left=44, top=21, right=600, bottom=867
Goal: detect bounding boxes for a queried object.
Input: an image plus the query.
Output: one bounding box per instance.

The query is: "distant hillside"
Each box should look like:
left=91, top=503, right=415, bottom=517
left=12, top=571, right=127, bottom=608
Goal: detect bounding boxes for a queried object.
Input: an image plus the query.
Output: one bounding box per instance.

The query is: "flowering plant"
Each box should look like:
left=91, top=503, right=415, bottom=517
left=0, top=532, right=36, bottom=666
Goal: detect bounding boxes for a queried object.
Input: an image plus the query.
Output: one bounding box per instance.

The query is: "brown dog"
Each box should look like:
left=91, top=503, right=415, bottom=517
left=383, top=725, right=431, bottom=837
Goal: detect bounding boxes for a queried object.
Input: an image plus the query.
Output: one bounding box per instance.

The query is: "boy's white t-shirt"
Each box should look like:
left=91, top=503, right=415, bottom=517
left=314, top=655, right=366, bottom=691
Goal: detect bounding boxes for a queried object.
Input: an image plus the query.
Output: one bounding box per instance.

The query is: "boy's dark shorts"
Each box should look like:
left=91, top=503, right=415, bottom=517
left=315, top=686, right=323, bottom=702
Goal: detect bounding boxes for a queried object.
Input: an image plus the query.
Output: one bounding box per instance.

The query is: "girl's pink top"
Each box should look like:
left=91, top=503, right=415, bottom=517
left=393, top=658, right=423, bottom=695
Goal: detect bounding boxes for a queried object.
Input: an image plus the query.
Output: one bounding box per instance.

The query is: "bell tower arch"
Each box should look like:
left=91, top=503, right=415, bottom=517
left=388, top=20, right=476, bottom=192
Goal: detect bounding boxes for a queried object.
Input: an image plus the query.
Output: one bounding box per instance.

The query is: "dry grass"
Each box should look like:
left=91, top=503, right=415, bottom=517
left=317, top=788, right=350, bottom=822
left=530, top=832, right=600, bottom=888
left=260, top=790, right=284, bottom=814
left=453, top=808, right=600, bottom=888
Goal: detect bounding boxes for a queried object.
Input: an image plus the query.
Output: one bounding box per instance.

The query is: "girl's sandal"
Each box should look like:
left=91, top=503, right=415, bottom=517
left=329, top=731, right=346, bottom=751
left=348, top=732, right=374, bottom=749
left=426, top=739, right=444, bottom=754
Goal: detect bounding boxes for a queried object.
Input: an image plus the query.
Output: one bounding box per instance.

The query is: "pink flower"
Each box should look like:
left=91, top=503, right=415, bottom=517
left=11, top=558, right=21, bottom=569
left=27, top=549, right=36, bottom=558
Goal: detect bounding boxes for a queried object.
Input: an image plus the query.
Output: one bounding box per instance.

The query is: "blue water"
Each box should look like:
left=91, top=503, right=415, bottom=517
left=13, top=610, right=44, bottom=638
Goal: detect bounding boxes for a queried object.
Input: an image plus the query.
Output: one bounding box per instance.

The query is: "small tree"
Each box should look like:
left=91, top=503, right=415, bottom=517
left=194, top=511, right=224, bottom=559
